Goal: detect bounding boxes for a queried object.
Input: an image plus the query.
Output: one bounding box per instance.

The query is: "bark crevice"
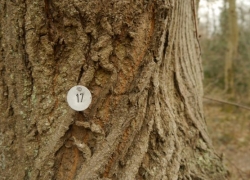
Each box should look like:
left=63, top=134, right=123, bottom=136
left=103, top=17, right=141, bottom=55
left=0, top=0, right=228, bottom=180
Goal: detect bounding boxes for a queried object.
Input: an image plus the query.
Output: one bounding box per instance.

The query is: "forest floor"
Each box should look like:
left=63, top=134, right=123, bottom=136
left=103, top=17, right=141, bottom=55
left=204, top=97, right=250, bottom=180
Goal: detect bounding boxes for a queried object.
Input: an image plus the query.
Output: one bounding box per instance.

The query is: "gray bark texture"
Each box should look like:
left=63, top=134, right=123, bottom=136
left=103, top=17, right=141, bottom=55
left=0, top=0, right=228, bottom=179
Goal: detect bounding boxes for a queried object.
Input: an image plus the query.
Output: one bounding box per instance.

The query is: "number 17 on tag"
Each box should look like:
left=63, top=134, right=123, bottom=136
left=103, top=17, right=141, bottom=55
left=67, top=85, right=92, bottom=111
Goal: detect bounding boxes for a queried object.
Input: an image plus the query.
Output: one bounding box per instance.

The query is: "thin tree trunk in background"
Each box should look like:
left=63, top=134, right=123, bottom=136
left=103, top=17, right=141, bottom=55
left=224, top=0, right=238, bottom=94
left=197, top=0, right=200, bottom=11
left=0, top=0, right=228, bottom=179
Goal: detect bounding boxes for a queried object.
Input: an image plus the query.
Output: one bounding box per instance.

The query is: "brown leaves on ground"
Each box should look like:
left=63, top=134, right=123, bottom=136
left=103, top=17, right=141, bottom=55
left=204, top=100, right=250, bottom=180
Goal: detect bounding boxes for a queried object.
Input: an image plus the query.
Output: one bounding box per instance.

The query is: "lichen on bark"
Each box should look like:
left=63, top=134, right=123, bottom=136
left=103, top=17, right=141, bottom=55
left=0, top=0, right=228, bottom=180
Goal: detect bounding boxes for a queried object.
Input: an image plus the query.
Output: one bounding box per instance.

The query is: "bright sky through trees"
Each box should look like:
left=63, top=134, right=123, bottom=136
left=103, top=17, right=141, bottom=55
left=199, top=0, right=250, bottom=34
left=199, top=1, right=222, bottom=23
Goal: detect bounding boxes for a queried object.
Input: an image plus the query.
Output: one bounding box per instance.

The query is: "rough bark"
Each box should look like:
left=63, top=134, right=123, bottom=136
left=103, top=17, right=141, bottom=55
left=0, top=0, right=228, bottom=180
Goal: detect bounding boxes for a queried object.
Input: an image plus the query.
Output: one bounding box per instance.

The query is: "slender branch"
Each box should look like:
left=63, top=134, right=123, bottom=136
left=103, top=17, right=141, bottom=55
left=203, top=96, right=250, bottom=111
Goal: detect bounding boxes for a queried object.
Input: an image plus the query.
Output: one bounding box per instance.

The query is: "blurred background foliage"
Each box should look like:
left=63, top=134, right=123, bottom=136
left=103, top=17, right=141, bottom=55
left=199, top=0, right=250, bottom=179
left=200, top=0, right=250, bottom=100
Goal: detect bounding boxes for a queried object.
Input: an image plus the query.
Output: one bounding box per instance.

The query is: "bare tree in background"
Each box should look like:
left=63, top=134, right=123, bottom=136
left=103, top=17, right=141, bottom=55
left=0, top=0, right=228, bottom=179
left=224, top=0, right=239, bottom=93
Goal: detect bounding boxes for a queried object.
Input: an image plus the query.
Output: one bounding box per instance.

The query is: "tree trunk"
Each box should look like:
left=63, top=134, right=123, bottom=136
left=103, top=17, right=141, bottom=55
left=224, top=0, right=238, bottom=93
left=0, top=0, right=228, bottom=179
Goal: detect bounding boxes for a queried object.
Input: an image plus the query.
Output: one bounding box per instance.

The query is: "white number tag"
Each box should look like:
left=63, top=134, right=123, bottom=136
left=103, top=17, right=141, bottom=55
left=67, top=85, right=92, bottom=111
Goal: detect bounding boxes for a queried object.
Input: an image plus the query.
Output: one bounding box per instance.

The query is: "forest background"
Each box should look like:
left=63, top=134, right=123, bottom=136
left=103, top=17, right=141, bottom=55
left=199, top=0, right=250, bottom=179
